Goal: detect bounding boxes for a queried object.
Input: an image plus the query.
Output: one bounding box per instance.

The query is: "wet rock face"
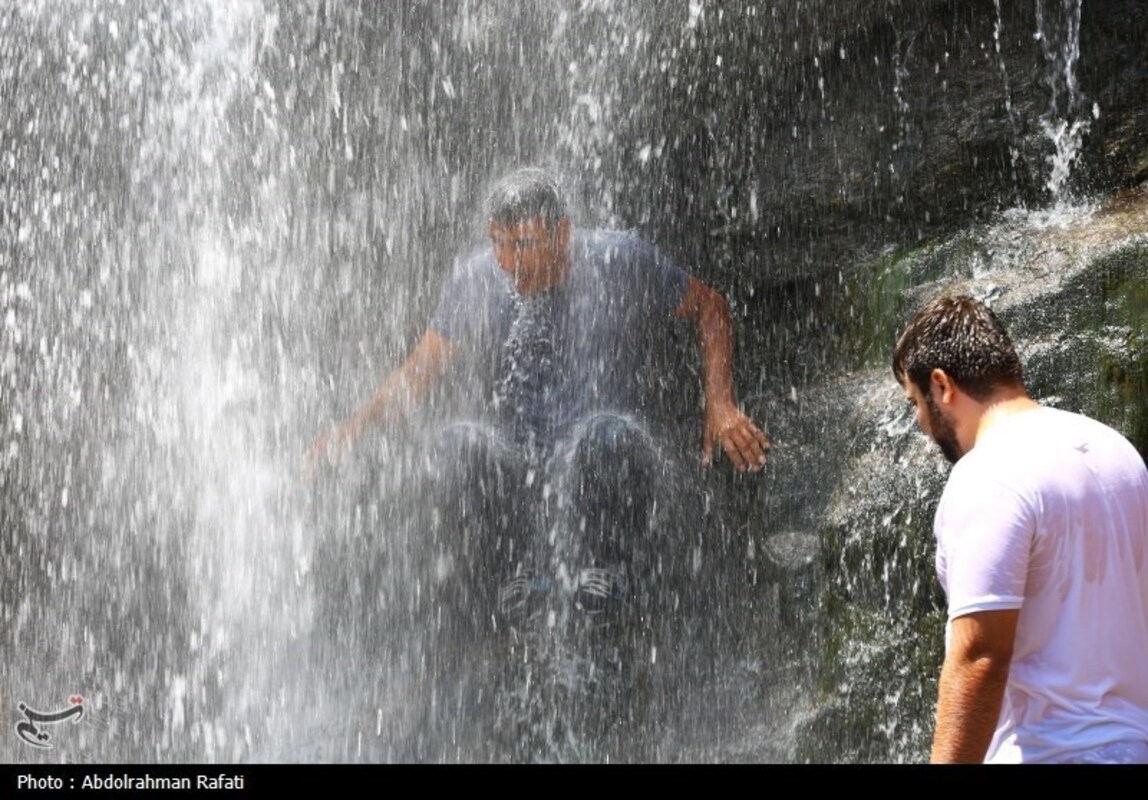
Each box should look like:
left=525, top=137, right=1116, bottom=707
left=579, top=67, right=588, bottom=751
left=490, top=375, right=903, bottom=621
left=629, top=0, right=1148, bottom=288
left=782, top=190, right=1148, bottom=763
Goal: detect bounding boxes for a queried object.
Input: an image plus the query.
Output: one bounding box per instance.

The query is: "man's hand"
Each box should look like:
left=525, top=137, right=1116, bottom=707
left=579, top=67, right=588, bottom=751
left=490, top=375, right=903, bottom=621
left=703, top=401, right=770, bottom=472
left=304, top=328, right=454, bottom=483
left=674, top=277, right=769, bottom=472
left=305, top=422, right=357, bottom=481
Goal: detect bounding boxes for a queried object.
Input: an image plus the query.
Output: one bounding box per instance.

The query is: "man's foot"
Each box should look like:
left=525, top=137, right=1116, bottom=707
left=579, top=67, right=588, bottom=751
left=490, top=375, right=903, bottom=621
left=497, top=569, right=550, bottom=623
left=573, top=565, right=629, bottom=616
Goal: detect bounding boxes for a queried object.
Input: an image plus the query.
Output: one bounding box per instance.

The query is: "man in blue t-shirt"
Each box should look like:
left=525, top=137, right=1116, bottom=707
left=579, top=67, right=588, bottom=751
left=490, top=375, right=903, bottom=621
left=311, top=167, right=769, bottom=625
left=433, top=222, right=708, bottom=450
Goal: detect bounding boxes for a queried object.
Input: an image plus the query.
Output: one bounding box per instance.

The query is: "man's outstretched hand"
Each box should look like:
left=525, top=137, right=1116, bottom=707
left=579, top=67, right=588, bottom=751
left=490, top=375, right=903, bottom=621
left=703, top=402, right=771, bottom=472
left=305, top=422, right=356, bottom=481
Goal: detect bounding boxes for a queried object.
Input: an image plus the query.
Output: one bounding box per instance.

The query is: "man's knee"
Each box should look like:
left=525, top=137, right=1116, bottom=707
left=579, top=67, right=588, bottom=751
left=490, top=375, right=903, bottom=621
left=567, top=413, right=661, bottom=551
left=572, top=413, right=658, bottom=477
left=420, top=421, right=524, bottom=494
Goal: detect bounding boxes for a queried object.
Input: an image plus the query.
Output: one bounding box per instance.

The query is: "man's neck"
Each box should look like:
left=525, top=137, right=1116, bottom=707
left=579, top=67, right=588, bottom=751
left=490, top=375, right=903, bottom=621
left=974, top=389, right=1041, bottom=446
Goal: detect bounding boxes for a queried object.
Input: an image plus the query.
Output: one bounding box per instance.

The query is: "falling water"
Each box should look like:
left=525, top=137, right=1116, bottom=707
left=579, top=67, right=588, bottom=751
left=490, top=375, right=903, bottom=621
left=1035, top=0, right=1095, bottom=206
left=1, top=0, right=741, bottom=764
left=3, top=0, right=1146, bottom=765
left=992, top=0, right=1022, bottom=181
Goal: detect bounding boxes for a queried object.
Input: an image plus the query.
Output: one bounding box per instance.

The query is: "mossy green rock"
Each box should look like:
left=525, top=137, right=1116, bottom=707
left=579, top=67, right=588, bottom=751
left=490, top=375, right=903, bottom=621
left=782, top=187, right=1148, bottom=762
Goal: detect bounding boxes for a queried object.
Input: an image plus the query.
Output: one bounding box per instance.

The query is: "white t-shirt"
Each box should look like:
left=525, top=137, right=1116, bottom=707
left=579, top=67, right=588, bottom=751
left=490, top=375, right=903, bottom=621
left=935, top=406, right=1148, bottom=763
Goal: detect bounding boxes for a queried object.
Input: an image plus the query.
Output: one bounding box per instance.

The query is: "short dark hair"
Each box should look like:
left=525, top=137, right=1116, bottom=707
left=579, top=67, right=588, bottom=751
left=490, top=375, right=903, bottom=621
left=892, top=295, right=1024, bottom=400
left=485, top=167, right=567, bottom=228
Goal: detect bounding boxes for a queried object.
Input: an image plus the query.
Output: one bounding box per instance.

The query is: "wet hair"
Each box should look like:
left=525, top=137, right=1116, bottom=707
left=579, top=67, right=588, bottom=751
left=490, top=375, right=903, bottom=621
left=485, top=167, right=568, bottom=229
left=892, top=295, right=1024, bottom=401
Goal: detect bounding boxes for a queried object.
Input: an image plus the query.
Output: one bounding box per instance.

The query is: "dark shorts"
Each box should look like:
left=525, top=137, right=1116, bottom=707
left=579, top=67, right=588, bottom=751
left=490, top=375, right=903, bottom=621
left=416, top=412, right=679, bottom=615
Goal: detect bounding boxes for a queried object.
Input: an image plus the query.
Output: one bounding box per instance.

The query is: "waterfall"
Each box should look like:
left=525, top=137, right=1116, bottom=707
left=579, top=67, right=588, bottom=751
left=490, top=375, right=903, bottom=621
left=1035, top=0, right=1095, bottom=205
left=3, top=0, right=1146, bottom=765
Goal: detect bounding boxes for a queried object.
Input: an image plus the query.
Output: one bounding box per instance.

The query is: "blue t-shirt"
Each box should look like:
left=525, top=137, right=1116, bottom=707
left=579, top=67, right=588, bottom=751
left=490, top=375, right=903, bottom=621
left=430, top=229, right=690, bottom=447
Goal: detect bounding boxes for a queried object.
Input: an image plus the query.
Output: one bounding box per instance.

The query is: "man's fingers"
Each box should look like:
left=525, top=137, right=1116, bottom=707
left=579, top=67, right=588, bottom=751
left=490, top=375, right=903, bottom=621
left=746, top=426, right=771, bottom=467
left=303, top=430, right=346, bottom=484
left=720, top=426, right=751, bottom=471
left=706, top=412, right=770, bottom=472
left=721, top=420, right=769, bottom=472
left=754, top=427, right=772, bottom=453
left=735, top=429, right=760, bottom=471
left=303, top=440, right=327, bottom=483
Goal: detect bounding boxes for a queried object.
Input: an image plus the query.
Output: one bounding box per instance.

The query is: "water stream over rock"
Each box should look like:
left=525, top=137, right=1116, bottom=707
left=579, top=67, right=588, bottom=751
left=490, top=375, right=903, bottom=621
left=3, top=0, right=1146, bottom=763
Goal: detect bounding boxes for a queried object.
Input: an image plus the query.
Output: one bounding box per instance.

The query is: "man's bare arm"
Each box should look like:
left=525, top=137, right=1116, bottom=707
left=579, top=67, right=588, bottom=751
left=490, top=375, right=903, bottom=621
left=673, top=276, right=770, bottom=471
left=309, top=328, right=454, bottom=472
left=930, top=609, right=1018, bottom=763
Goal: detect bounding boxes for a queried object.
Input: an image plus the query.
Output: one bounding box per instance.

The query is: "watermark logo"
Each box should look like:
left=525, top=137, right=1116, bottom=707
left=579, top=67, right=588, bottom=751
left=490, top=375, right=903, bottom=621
left=15, top=696, right=85, bottom=749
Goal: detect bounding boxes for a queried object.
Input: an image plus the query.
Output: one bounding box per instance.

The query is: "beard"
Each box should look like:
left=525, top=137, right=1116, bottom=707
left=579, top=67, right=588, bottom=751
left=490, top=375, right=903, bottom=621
left=924, top=392, right=964, bottom=464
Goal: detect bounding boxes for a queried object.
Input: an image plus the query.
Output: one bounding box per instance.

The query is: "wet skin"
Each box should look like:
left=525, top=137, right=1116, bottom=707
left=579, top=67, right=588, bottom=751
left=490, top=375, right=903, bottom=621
left=489, top=217, right=571, bottom=295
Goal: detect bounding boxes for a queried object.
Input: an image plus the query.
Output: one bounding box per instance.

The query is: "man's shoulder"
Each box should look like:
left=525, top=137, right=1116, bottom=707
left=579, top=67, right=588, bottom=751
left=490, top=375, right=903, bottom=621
left=575, top=228, right=657, bottom=258
left=430, top=244, right=505, bottom=338
left=573, top=229, right=685, bottom=282
left=452, top=242, right=499, bottom=278
left=960, top=406, right=1147, bottom=488
left=439, top=244, right=503, bottom=298
left=981, top=406, right=1109, bottom=445
left=1011, top=406, right=1136, bottom=452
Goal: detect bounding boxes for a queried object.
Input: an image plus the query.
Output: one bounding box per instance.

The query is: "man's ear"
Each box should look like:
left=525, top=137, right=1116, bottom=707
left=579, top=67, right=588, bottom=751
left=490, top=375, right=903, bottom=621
left=930, top=368, right=957, bottom=405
